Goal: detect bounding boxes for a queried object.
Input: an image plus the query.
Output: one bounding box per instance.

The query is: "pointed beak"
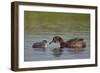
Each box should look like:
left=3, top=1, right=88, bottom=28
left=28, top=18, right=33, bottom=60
left=49, top=41, right=53, bottom=44
left=49, top=40, right=57, bottom=44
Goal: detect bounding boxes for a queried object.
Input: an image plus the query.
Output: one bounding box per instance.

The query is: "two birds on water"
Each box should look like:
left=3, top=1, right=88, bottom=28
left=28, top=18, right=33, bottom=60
left=32, top=36, right=86, bottom=50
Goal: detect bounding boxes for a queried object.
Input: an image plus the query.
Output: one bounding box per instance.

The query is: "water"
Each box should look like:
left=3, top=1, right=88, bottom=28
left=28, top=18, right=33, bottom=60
left=24, top=32, right=90, bottom=61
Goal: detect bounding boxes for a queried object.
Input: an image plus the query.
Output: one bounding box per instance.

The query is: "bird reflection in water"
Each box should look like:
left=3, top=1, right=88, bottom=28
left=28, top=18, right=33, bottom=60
left=52, top=48, right=63, bottom=57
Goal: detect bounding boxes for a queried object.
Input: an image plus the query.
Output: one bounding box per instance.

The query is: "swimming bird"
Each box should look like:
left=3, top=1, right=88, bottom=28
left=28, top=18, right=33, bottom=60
left=32, top=40, right=48, bottom=49
left=49, top=36, right=86, bottom=49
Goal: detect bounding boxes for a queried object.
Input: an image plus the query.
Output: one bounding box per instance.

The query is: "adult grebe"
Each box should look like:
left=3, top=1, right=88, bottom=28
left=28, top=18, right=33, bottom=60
left=49, top=36, right=86, bottom=49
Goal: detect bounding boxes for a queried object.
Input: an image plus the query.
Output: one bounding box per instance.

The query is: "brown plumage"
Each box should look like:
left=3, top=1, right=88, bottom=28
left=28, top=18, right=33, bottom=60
left=49, top=36, right=86, bottom=49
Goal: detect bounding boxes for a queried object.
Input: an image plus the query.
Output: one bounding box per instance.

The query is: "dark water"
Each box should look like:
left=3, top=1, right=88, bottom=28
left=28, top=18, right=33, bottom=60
left=24, top=32, right=90, bottom=61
